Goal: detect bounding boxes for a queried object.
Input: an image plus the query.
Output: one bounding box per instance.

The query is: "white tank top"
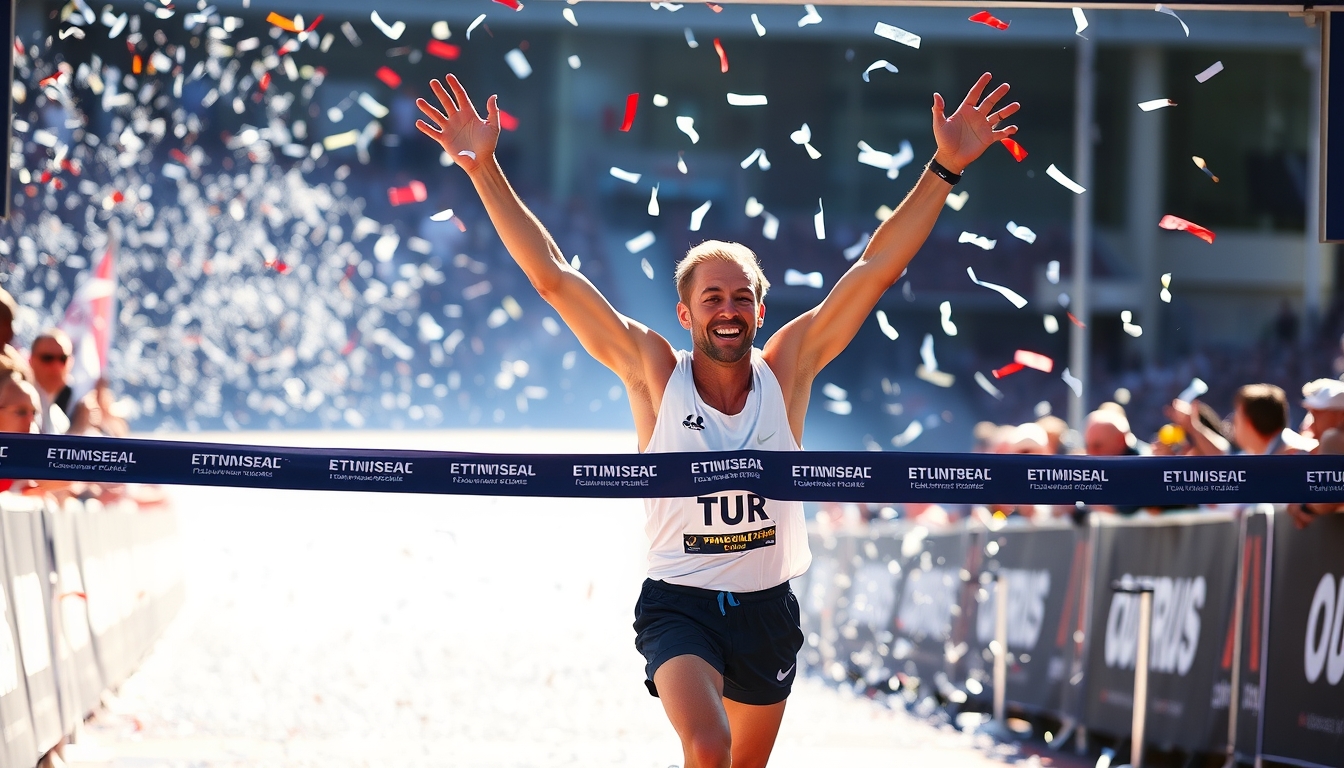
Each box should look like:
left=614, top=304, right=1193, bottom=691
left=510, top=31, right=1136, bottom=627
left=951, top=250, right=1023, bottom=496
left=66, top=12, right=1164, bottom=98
left=641, top=348, right=811, bottom=592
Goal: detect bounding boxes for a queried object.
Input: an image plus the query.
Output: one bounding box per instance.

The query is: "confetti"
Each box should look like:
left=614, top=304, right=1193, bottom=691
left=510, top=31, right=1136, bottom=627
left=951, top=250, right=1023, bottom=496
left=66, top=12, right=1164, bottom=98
left=919, top=333, right=939, bottom=371
left=751, top=13, right=766, bottom=36
left=1046, top=164, right=1086, bottom=194
left=494, top=0, right=523, bottom=9
left=427, top=41, right=461, bottom=60
left=1121, top=310, right=1143, bottom=337
left=1138, top=98, right=1176, bottom=112
left=1047, top=260, right=1060, bottom=284
left=647, top=185, right=660, bottom=216
left=1158, top=214, right=1215, bottom=244
left=370, top=11, right=406, bottom=40
left=863, top=59, right=898, bottom=83
left=857, top=139, right=915, bottom=179
left=1006, top=221, right=1036, bottom=244
left=466, top=14, right=486, bottom=40
left=653, top=94, right=669, bottom=107
left=652, top=2, right=684, bottom=9
left=790, top=124, right=821, bottom=159
left=563, top=7, right=578, bottom=25
left=1155, top=3, right=1190, bottom=36
left=677, top=152, right=688, bottom=174
left=684, top=28, right=699, bottom=48
left=706, top=2, right=723, bottom=12
left=358, top=93, right=389, bottom=118
left=945, top=191, right=969, bottom=211
left=761, top=212, right=780, bottom=240
left=740, top=148, right=770, bottom=170
left=610, top=167, right=642, bottom=184
left=1067, top=311, right=1085, bottom=328
left=798, top=4, right=822, bottom=27
left=1044, top=315, right=1060, bottom=333
left=1000, top=137, right=1028, bottom=162
left=844, top=232, right=870, bottom=260
left=619, top=93, right=639, bottom=132
left=676, top=116, right=699, bottom=143
left=1072, top=6, right=1089, bottom=36
left=727, top=93, right=768, bottom=106
left=745, top=197, right=764, bottom=217
left=568, top=55, right=581, bottom=69
left=992, top=362, right=1024, bottom=379
left=1015, top=349, right=1054, bottom=372
left=458, top=150, right=477, bottom=160
left=1176, top=377, right=1208, bottom=403
left=505, top=49, right=533, bottom=79
left=641, top=258, right=655, bottom=279
left=626, top=231, right=656, bottom=253
left=323, top=130, right=360, bottom=150
left=958, top=231, right=996, bottom=250
left=432, top=20, right=451, bottom=39
left=1193, top=61, right=1225, bottom=84
left=431, top=208, right=455, bottom=222
left=967, top=267, right=1028, bottom=308
left=874, top=21, right=921, bottom=48
left=713, top=38, right=729, bottom=73
left=388, top=181, right=427, bottom=206
left=823, top=383, right=847, bottom=401
left=376, top=66, right=402, bottom=89
left=969, top=10, right=1010, bottom=30
left=785, top=269, right=823, bottom=289
left=892, top=420, right=924, bottom=447
left=58, top=27, right=85, bottom=40
left=342, top=21, right=362, bottom=45
left=814, top=199, right=825, bottom=240
left=267, top=12, right=302, bottom=33
left=876, top=310, right=899, bottom=340
left=499, top=110, right=519, bottom=131
left=1062, top=368, right=1083, bottom=397
left=689, top=200, right=712, bottom=231
left=1160, top=272, right=1173, bottom=303
left=975, top=371, right=1005, bottom=399
left=939, top=301, right=958, bottom=336
left=1192, top=156, right=1219, bottom=182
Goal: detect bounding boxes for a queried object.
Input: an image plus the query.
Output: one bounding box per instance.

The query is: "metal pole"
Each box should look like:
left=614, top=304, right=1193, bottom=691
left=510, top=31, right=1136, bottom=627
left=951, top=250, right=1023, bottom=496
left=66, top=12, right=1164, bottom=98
left=1132, top=589, right=1153, bottom=768
left=1305, top=28, right=1325, bottom=340
left=1068, top=35, right=1097, bottom=433
left=994, top=574, right=1009, bottom=725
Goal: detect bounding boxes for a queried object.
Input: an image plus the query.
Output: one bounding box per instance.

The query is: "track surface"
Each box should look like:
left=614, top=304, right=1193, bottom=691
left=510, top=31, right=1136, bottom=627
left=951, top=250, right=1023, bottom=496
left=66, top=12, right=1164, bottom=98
left=64, top=430, right=1053, bottom=767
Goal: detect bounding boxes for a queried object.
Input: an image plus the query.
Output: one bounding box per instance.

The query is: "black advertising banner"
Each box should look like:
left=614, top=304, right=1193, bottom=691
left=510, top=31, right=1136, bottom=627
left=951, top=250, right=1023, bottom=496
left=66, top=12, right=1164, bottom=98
left=890, top=529, right=973, bottom=690
left=1233, top=510, right=1270, bottom=763
left=964, top=524, right=1087, bottom=716
left=1260, top=513, right=1344, bottom=768
left=1082, top=514, right=1239, bottom=753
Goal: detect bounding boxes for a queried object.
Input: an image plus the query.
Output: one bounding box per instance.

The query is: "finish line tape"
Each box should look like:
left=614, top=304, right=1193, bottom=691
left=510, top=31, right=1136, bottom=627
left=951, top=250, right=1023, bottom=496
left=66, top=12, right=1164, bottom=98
left=8, top=433, right=1344, bottom=505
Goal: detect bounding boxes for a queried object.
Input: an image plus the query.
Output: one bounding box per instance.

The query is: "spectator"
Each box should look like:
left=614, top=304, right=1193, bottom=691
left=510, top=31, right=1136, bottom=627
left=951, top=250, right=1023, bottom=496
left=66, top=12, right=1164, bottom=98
left=28, top=329, right=73, bottom=434
left=1035, top=415, right=1068, bottom=454
left=1006, top=423, right=1051, bottom=455
left=1230, top=384, right=1289, bottom=455
left=0, top=374, right=39, bottom=434
left=0, top=289, right=33, bottom=384
left=1164, top=398, right=1232, bottom=456
left=1084, top=408, right=1138, bottom=456
left=69, top=379, right=130, bottom=437
left=1299, top=378, right=1344, bottom=450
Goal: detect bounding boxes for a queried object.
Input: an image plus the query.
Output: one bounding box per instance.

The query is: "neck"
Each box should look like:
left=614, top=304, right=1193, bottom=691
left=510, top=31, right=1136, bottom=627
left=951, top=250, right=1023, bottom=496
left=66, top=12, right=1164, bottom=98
left=1245, top=430, right=1274, bottom=454
left=690, top=350, right=753, bottom=416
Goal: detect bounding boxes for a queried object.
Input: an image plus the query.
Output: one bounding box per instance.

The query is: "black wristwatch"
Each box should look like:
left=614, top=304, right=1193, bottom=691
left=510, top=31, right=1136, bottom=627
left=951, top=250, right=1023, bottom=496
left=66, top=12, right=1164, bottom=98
left=927, top=157, right=962, bottom=185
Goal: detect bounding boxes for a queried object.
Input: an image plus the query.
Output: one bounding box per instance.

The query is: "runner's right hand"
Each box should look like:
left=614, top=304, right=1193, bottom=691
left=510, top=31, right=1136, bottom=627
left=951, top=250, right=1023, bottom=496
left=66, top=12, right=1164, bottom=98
left=415, top=74, right=500, bottom=175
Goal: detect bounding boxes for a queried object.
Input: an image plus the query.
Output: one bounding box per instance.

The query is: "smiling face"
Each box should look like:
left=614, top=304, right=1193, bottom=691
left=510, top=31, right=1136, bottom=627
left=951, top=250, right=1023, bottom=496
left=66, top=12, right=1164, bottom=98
left=677, top=258, right=764, bottom=364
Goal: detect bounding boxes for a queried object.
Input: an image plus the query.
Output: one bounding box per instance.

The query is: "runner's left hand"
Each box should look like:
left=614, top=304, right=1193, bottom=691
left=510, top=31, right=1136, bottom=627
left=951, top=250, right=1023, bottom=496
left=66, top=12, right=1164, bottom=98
left=931, top=73, right=1020, bottom=174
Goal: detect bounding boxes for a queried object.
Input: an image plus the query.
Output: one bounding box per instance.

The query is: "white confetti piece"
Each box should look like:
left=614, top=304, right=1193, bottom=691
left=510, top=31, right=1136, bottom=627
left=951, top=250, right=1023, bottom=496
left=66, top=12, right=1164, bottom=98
left=739, top=148, right=770, bottom=170
left=563, top=7, right=577, bottom=26
left=892, top=420, right=924, bottom=447
left=626, top=231, right=656, bottom=253
left=1072, top=6, right=1088, bottom=36
left=814, top=199, right=825, bottom=240
left=1160, top=287, right=1172, bottom=303
left=652, top=2, right=683, bottom=10
left=1137, top=98, right=1175, bottom=111
left=1062, top=368, right=1083, bottom=397
left=431, top=208, right=454, bottom=222
left=863, top=59, right=898, bottom=82
left=653, top=94, right=669, bottom=107
left=676, top=116, right=699, bottom=143
left=790, top=123, right=812, bottom=144
left=1047, top=260, right=1061, bottom=284
left=647, top=185, right=660, bottom=216
left=1195, top=61, right=1223, bottom=83
left=505, top=49, right=533, bottom=79
left=857, top=139, right=914, bottom=179
left=677, top=153, right=688, bottom=174
left=751, top=13, right=766, bottom=36
left=1043, top=314, right=1060, bottom=333
left=822, top=383, right=847, bottom=401
left=824, top=400, right=852, bottom=415
left=761, top=212, right=779, bottom=240
left=876, top=310, right=899, bottom=340
left=1046, top=164, right=1086, bottom=194
left=874, top=21, right=920, bottom=48
left=945, top=191, right=969, bottom=211
left=967, top=267, right=1028, bottom=308
left=785, top=269, right=823, bottom=289
left=466, top=14, right=486, bottom=40
left=323, top=130, right=359, bottom=150
left=1006, top=221, right=1036, bottom=244
left=974, top=371, right=1005, bottom=399
left=844, top=232, right=870, bottom=261
left=568, top=55, right=581, bottom=69
left=641, top=258, right=655, bottom=279
left=939, top=301, right=958, bottom=336
left=745, top=196, right=764, bottom=217
left=684, top=28, right=698, bottom=48
left=727, top=93, right=768, bottom=107
left=609, top=167, right=641, bottom=184
left=357, top=93, right=389, bottom=119
left=798, top=4, right=822, bottom=27
left=1176, top=377, right=1208, bottom=403
left=958, top=231, right=996, bottom=250
left=432, top=20, right=451, bottom=39
left=1121, top=310, right=1143, bottom=337
left=1155, top=4, right=1189, bottom=37
left=920, top=333, right=939, bottom=371
left=689, top=200, right=712, bottom=231
left=458, top=150, right=477, bottom=160
left=370, top=11, right=405, bottom=40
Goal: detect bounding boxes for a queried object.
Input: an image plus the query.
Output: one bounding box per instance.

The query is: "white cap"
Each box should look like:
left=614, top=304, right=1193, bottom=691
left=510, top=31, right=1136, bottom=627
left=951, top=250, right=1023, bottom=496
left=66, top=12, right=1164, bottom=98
left=1302, top=378, right=1344, bottom=410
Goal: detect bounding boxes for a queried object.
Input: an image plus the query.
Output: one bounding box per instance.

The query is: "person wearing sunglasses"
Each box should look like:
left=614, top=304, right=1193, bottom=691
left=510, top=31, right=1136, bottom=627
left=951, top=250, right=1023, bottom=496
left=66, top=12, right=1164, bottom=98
left=28, top=328, right=74, bottom=434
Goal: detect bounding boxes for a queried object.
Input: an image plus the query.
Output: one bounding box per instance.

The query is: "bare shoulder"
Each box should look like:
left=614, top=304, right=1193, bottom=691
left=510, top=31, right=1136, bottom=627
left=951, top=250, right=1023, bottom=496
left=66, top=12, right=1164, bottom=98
left=762, top=324, right=814, bottom=442
left=621, top=323, right=678, bottom=450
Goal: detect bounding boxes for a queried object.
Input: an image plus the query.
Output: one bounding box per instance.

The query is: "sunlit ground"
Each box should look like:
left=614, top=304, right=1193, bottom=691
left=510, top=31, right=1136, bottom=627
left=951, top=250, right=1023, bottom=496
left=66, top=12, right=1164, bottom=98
left=64, top=430, right=1037, bottom=767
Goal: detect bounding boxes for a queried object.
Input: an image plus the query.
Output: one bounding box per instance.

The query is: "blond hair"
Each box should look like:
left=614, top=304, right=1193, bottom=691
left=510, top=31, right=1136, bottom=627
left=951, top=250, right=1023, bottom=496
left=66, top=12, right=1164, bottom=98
left=674, top=240, right=770, bottom=304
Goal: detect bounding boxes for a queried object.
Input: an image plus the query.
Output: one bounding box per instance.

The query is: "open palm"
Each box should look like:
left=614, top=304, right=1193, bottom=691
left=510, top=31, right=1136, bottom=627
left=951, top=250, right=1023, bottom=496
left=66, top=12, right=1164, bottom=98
left=931, top=73, right=1020, bottom=173
left=415, top=74, right=500, bottom=174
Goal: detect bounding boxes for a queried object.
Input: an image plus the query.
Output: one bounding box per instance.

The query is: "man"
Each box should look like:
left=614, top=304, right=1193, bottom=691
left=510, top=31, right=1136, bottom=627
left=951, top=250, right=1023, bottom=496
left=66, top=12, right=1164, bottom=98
left=28, top=329, right=74, bottom=434
left=1228, top=383, right=1288, bottom=455
left=1288, top=379, right=1344, bottom=527
left=0, top=374, right=40, bottom=435
left=0, top=288, right=34, bottom=384
left=1084, top=407, right=1138, bottom=457
left=417, top=72, right=1018, bottom=767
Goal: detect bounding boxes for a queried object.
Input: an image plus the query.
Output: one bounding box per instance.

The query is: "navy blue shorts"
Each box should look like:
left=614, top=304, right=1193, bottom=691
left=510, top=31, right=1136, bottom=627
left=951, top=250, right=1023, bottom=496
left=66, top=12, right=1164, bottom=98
left=632, top=578, right=804, bottom=706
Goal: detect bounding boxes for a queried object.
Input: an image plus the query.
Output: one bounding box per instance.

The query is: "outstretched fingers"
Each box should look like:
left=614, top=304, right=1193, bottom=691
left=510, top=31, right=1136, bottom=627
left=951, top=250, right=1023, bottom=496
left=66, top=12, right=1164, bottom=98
left=416, top=98, right=449, bottom=132
left=959, top=72, right=992, bottom=112
left=429, top=77, right=459, bottom=116
left=415, top=118, right=441, bottom=139
left=976, top=82, right=1011, bottom=116
left=988, top=101, right=1020, bottom=125
left=445, top=74, right=482, bottom=120
left=932, top=92, right=946, bottom=122
left=991, top=123, right=1019, bottom=139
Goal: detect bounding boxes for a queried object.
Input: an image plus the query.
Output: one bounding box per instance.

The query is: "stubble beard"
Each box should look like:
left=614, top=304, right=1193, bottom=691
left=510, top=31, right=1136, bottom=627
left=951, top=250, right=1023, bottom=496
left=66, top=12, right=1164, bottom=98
left=693, top=319, right=755, bottom=364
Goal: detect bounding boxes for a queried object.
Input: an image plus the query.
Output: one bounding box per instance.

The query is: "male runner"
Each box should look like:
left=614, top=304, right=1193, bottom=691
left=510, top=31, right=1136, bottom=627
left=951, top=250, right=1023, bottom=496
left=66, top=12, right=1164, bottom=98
left=417, top=73, right=1018, bottom=768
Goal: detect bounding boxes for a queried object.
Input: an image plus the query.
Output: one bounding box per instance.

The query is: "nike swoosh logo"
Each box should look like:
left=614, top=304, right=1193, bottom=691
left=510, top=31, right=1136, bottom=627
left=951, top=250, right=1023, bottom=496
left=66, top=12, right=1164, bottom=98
left=757, top=431, right=776, bottom=444
left=776, top=664, right=795, bottom=681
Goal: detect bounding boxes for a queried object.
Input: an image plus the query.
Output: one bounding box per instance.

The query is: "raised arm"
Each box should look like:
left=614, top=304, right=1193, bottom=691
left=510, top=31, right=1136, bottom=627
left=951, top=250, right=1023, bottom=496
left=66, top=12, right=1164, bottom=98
left=415, top=75, right=672, bottom=385
left=764, top=74, right=1019, bottom=390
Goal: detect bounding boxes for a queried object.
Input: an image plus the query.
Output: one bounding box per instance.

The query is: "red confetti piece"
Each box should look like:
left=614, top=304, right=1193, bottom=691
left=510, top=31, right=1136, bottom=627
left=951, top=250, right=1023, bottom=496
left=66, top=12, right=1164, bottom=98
left=493, top=0, right=523, bottom=9
left=278, top=39, right=300, bottom=56
left=388, top=180, right=428, bottom=206
left=38, top=72, right=64, bottom=88
left=619, top=93, right=639, bottom=132
left=39, top=171, right=51, bottom=184
left=499, top=109, right=519, bottom=131
left=259, top=72, right=271, bottom=92
left=427, top=40, right=460, bottom=60
left=1067, top=312, right=1086, bottom=328
left=376, top=66, right=402, bottom=89
left=304, top=14, right=324, bottom=32
left=1158, top=214, right=1215, bottom=244
left=132, top=55, right=142, bottom=74
left=969, top=10, right=1010, bottom=30
left=1014, top=349, right=1054, bottom=373
left=341, top=333, right=359, bottom=356
left=713, top=38, right=728, bottom=73
left=273, top=261, right=290, bottom=274
left=992, top=362, right=1025, bottom=379
left=706, top=2, right=723, bottom=11
left=266, top=12, right=302, bottom=33
left=111, top=190, right=125, bottom=203
left=1000, top=138, right=1028, bottom=162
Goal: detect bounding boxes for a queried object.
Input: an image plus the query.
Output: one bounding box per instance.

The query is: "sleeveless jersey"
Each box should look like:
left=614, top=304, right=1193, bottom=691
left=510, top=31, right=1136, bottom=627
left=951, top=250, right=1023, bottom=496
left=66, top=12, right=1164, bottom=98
left=641, top=348, right=811, bottom=592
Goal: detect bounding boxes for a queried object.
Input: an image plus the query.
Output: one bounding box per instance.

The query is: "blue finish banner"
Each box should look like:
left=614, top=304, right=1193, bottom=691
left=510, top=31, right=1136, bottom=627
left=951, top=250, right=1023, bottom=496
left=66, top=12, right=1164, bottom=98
left=3, top=433, right=1344, bottom=504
